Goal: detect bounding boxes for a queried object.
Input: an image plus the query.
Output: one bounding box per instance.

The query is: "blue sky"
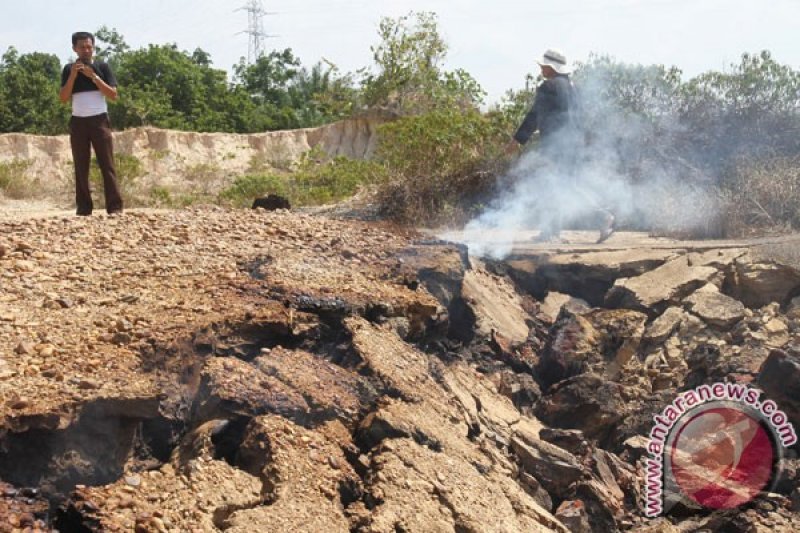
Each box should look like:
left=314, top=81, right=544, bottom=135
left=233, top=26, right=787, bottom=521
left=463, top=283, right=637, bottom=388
left=3, top=0, right=799, bottom=104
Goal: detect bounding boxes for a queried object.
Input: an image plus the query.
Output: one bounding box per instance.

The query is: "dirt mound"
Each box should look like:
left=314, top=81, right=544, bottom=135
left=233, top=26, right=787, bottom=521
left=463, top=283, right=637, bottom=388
left=0, top=112, right=389, bottom=207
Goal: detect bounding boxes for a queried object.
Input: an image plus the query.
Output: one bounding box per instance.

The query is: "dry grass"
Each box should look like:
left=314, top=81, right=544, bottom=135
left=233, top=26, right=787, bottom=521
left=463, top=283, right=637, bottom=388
left=720, top=156, right=800, bottom=237
left=0, top=159, right=35, bottom=199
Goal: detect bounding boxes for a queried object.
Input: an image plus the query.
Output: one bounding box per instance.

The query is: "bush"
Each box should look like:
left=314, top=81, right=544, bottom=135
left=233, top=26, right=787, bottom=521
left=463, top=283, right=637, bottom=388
left=719, top=155, right=800, bottom=236
left=219, top=174, right=289, bottom=207
left=89, top=153, right=144, bottom=207
left=219, top=153, right=385, bottom=208
left=374, top=108, right=508, bottom=224
left=0, top=159, right=33, bottom=199
left=291, top=154, right=387, bottom=205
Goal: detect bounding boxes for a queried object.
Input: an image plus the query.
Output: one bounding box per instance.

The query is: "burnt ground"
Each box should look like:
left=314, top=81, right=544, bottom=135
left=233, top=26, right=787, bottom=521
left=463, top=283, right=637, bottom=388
left=0, top=208, right=799, bottom=532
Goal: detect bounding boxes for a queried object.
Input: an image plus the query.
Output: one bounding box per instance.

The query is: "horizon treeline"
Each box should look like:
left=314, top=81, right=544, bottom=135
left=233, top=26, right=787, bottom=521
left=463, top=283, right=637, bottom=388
left=1, top=11, right=798, bottom=143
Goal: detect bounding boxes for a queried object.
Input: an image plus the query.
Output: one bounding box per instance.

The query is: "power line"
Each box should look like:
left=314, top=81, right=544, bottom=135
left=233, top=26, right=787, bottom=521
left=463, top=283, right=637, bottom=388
left=236, top=0, right=277, bottom=63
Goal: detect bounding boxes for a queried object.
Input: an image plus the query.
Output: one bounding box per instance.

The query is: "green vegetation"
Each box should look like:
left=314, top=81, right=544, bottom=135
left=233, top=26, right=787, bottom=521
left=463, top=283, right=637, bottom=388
left=88, top=153, right=144, bottom=207
left=375, top=108, right=508, bottom=223
left=219, top=152, right=386, bottom=208
left=219, top=174, right=288, bottom=207
left=0, top=159, right=33, bottom=199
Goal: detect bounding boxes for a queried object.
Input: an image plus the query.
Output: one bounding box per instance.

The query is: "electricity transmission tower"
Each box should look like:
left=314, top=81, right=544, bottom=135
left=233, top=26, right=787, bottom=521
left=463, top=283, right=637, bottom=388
left=237, top=0, right=276, bottom=63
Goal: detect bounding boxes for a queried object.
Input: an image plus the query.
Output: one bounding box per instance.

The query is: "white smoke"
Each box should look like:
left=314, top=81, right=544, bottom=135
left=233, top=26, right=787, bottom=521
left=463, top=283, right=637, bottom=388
left=457, top=64, right=719, bottom=260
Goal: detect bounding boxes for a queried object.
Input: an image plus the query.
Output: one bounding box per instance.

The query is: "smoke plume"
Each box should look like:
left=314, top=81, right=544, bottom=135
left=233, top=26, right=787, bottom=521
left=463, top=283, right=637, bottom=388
left=459, top=65, right=719, bottom=260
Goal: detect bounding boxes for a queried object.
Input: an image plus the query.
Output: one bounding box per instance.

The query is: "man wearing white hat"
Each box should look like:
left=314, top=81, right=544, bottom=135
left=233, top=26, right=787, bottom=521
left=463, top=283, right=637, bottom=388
left=506, top=49, right=615, bottom=243
left=508, top=49, right=576, bottom=152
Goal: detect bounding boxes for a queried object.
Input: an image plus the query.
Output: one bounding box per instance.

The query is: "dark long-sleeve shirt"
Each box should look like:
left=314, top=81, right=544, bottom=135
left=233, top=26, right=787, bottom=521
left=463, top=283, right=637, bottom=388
left=513, top=74, right=575, bottom=145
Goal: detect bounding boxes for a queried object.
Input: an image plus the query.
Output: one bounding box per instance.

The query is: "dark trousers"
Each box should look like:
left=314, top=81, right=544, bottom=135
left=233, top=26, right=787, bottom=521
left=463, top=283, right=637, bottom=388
left=69, top=113, right=123, bottom=214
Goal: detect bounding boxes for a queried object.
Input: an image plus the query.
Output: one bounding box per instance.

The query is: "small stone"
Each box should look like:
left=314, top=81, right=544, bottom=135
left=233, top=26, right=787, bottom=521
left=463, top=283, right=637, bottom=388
left=10, top=398, right=30, bottom=409
left=328, top=456, right=340, bottom=470
left=15, top=342, right=35, bottom=355
left=112, top=332, right=132, bottom=345
left=19, top=513, right=35, bottom=527
left=118, top=496, right=134, bottom=509
left=78, top=378, right=101, bottom=390
left=37, top=345, right=55, bottom=357
left=14, top=260, right=36, bottom=272
left=125, top=475, right=142, bottom=487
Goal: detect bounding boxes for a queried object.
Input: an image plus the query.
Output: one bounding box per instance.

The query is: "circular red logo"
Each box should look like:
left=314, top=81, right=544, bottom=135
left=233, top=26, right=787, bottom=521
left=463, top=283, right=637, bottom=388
left=669, top=406, right=775, bottom=509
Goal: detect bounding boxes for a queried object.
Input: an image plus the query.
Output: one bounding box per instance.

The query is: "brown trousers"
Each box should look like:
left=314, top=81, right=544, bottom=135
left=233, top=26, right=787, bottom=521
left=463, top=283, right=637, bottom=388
left=69, top=113, right=123, bottom=214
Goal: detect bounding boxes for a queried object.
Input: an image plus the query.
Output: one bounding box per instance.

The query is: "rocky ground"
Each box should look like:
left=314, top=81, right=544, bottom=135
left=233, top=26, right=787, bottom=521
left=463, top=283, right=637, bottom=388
left=0, top=207, right=799, bottom=532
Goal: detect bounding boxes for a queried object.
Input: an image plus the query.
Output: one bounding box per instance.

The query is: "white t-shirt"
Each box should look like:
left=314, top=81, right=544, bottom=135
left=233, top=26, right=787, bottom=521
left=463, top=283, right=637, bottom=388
left=72, top=91, right=108, bottom=117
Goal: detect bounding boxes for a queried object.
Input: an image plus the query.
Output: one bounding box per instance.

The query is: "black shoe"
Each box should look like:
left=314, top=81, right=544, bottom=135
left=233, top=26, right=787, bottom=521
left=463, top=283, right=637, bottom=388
left=76, top=211, right=92, bottom=216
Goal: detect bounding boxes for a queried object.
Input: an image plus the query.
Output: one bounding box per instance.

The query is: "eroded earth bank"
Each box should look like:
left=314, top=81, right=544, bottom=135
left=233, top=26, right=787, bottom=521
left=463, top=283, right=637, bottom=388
left=1, top=208, right=800, bottom=532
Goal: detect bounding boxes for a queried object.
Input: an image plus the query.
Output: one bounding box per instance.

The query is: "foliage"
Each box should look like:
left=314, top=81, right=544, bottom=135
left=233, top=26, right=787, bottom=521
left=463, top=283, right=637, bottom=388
left=572, top=55, right=683, bottom=121
left=720, top=155, right=800, bottom=235
left=361, top=11, right=485, bottom=113
left=291, top=153, right=387, bottom=205
left=676, top=50, right=800, bottom=173
left=94, top=26, right=130, bottom=64
left=0, top=159, right=33, bottom=198
left=374, top=108, right=509, bottom=224
left=88, top=153, right=144, bottom=207
left=0, top=48, right=70, bottom=134
left=219, top=151, right=385, bottom=207
left=218, top=174, right=288, bottom=207
left=108, top=43, right=252, bottom=132
left=234, top=50, right=359, bottom=131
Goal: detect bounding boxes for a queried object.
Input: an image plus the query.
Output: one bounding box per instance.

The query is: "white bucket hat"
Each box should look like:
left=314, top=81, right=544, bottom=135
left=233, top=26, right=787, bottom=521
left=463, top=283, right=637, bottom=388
left=537, top=49, right=570, bottom=74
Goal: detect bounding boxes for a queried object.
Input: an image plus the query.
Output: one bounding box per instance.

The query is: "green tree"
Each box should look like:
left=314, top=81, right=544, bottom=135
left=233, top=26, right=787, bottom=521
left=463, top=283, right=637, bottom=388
left=94, top=26, right=130, bottom=64
left=678, top=50, right=800, bottom=165
left=361, top=11, right=484, bottom=113
left=109, top=43, right=250, bottom=131
left=234, top=49, right=358, bottom=131
left=0, top=47, right=68, bottom=134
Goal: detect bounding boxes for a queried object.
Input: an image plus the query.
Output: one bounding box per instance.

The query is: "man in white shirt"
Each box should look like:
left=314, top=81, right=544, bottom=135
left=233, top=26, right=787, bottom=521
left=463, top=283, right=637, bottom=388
left=59, top=31, right=123, bottom=216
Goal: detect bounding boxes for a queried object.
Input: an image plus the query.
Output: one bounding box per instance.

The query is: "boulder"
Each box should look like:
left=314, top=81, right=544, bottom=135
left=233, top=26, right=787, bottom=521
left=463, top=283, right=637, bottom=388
left=605, top=256, right=719, bottom=314
left=535, top=374, right=626, bottom=445
left=726, top=259, right=800, bottom=308
left=539, top=292, right=590, bottom=323
left=193, top=357, right=310, bottom=423
left=758, top=348, right=800, bottom=430
left=683, top=286, right=746, bottom=328
left=536, top=309, right=601, bottom=387
left=461, top=263, right=530, bottom=343
left=510, top=434, right=587, bottom=499
left=554, top=500, right=591, bottom=533
left=643, top=307, right=687, bottom=344
left=396, top=243, right=468, bottom=310
left=585, top=309, right=648, bottom=379
left=251, top=194, right=291, bottom=211
left=505, top=249, right=676, bottom=307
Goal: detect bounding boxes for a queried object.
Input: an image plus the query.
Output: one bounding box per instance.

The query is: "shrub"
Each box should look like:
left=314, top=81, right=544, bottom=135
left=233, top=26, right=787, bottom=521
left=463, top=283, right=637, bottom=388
left=219, top=153, right=385, bottom=207
left=719, top=155, right=800, bottom=236
left=0, top=159, right=33, bottom=199
left=147, top=185, right=173, bottom=207
left=89, top=153, right=144, bottom=207
left=291, top=154, right=387, bottom=205
left=219, top=174, right=288, bottom=207
left=374, top=108, right=509, bottom=224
